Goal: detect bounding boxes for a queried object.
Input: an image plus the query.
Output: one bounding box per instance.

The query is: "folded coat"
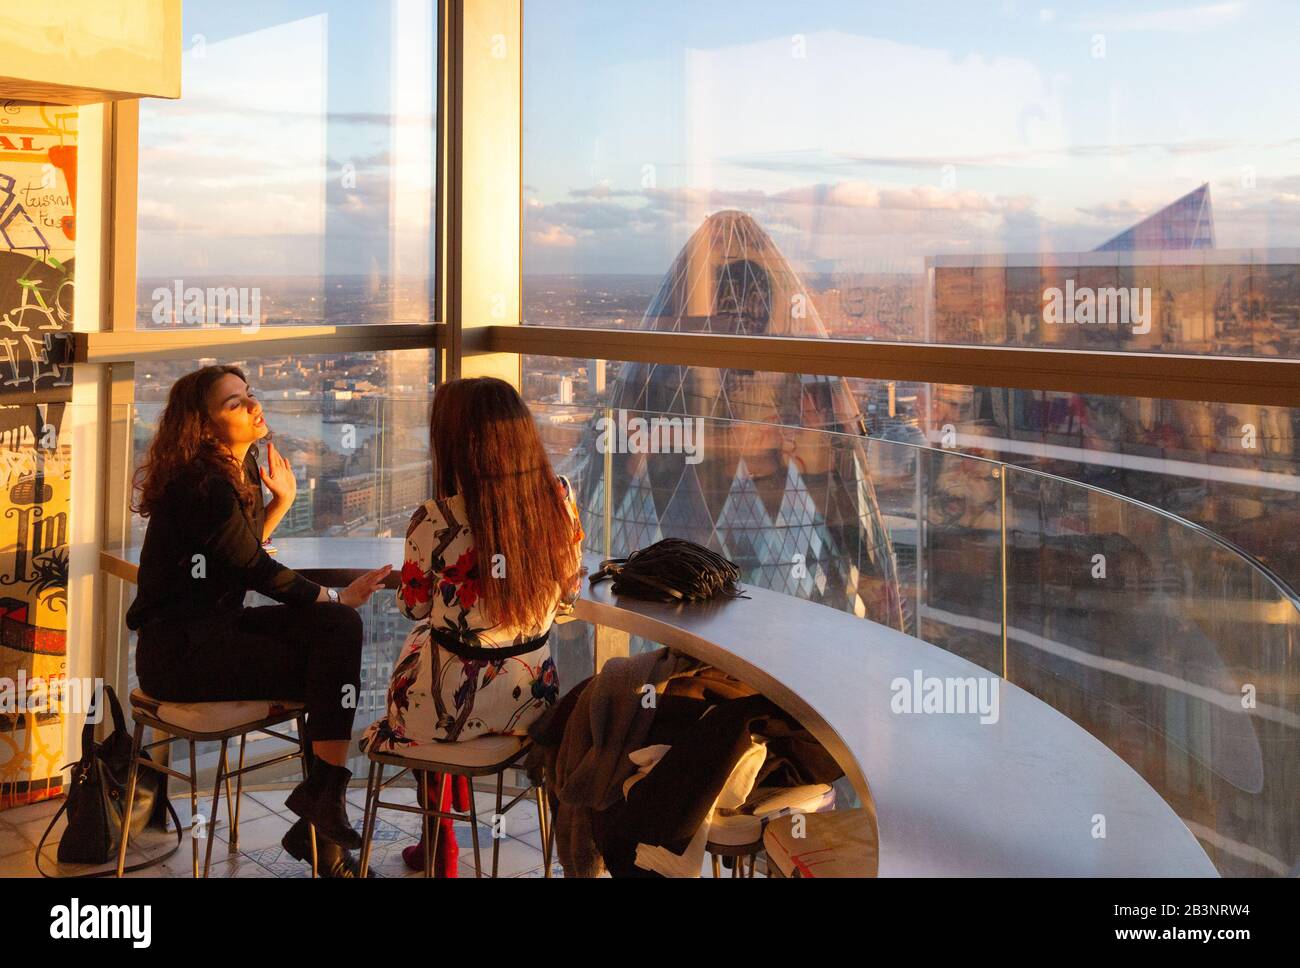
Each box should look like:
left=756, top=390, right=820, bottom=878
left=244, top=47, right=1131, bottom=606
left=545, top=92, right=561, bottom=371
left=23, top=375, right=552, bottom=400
left=533, top=647, right=700, bottom=876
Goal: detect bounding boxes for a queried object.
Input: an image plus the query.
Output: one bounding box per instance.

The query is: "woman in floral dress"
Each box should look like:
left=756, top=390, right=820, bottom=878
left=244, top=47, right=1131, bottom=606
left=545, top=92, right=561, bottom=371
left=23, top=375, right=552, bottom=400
left=361, top=378, right=583, bottom=873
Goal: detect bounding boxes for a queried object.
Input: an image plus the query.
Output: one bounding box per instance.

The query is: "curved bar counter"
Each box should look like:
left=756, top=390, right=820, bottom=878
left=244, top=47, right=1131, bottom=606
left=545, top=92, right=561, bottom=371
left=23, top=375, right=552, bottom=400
left=574, top=554, right=1215, bottom=877
left=102, top=541, right=1218, bottom=877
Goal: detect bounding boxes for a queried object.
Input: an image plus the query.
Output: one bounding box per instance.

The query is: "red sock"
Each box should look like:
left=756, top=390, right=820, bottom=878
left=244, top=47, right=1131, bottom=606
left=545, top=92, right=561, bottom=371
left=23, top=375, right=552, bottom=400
left=402, top=773, right=471, bottom=876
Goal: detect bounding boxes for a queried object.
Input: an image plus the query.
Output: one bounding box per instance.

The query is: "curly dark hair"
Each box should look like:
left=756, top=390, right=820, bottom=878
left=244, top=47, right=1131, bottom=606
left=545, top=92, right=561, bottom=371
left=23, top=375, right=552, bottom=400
left=133, top=364, right=259, bottom=517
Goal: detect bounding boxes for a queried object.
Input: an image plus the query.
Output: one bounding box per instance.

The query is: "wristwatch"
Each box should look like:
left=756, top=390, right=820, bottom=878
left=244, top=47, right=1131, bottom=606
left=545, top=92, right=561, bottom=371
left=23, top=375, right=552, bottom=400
left=326, top=587, right=340, bottom=604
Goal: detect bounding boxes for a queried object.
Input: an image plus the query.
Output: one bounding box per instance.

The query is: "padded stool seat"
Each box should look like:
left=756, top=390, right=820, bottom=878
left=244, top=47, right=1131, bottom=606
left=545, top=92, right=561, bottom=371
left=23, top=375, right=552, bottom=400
left=359, top=733, right=526, bottom=769
left=763, top=807, right=877, bottom=878
left=130, top=689, right=305, bottom=736
left=120, top=690, right=316, bottom=878
left=358, top=721, right=550, bottom=878
left=707, top=783, right=836, bottom=847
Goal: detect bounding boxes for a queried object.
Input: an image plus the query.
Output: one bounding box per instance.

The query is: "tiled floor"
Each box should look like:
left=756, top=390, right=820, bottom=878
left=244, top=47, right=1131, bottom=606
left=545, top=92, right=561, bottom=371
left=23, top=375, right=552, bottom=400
left=0, top=785, right=555, bottom=879
left=2, top=785, right=762, bottom=878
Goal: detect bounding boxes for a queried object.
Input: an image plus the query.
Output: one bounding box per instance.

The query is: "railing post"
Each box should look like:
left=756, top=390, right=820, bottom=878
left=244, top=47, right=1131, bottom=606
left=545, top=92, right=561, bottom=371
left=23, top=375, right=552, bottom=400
left=602, top=405, right=613, bottom=561
left=998, top=464, right=1008, bottom=681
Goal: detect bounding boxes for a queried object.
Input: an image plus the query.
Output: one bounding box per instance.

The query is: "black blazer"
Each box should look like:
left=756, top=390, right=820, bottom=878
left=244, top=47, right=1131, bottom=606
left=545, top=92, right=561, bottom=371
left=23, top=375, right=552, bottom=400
left=126, top=449, right=320, bottom=632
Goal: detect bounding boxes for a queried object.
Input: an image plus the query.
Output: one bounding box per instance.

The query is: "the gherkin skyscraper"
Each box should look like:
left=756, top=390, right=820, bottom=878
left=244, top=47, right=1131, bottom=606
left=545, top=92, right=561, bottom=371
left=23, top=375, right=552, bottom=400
left=569, top=211, right=904, bottom=628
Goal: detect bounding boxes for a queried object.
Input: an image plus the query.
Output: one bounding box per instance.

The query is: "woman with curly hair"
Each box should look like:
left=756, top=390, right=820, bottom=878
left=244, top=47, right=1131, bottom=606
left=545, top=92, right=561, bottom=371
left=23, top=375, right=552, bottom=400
left=362, top=376, right=583, bottom=876
left=127, top=364, right=391, bottom=877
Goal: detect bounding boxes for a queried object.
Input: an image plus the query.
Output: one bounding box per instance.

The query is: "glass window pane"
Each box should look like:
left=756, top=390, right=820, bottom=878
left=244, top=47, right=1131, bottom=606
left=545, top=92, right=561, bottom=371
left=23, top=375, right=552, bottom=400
left=523, top=1, right=1300, bottom=358
left=137, top=0, right=438, bottom=328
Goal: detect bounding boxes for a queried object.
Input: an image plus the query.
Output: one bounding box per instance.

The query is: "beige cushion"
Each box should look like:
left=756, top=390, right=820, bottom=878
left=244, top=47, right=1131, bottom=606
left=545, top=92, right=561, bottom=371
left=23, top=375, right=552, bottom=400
left=763, top=808, right=877, bottom=878
left=708, top=784, right=836, bottom=847
left=130, top=689, right=305, bottom=734
left=360, top=728, right=527, bottom=769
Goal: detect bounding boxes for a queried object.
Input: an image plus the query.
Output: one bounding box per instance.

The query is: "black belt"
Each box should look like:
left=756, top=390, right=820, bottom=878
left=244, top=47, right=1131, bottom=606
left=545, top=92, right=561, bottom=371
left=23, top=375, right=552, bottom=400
left=428, top=625, right=550, bottom=661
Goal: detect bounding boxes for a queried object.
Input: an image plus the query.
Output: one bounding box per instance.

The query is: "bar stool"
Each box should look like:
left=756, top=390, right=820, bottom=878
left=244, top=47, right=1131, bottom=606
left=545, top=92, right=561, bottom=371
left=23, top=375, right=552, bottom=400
left=707, top=784, right=836, bottom=878
left=762, top=807, right=877, bottom=878
left=117, top=689, right=319, bottom=878
left=357, top=731, right=553, bottom=878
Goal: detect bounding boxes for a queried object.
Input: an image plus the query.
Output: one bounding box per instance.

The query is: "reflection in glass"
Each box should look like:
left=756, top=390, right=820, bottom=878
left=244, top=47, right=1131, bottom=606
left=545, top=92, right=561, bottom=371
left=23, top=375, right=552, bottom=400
left=137, top=1, right=438, bottom=328
left=1004, top=468, right=1299, bottom=877
left=564, top=212, right=905, bottom=627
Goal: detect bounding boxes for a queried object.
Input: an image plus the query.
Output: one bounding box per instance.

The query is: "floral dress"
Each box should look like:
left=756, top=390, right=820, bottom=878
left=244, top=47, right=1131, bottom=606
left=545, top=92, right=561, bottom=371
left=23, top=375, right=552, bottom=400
left=361, top=476, right=583, bottom=752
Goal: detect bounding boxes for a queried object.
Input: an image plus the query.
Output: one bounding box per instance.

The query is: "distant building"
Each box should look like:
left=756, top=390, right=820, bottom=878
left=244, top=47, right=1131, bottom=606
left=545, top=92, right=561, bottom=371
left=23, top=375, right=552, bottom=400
left=277, top=470, right=316, bottom=535
left=587, top=358, right=605, bottom=397
left=1096, top=182, right=1216, bottom=252
left=566, top=211, right=904, bottom=626
left=316, top=472, right=374, bottom=530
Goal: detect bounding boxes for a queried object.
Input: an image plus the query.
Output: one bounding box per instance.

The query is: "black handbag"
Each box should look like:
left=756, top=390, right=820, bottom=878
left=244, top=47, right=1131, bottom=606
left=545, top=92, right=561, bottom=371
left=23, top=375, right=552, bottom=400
left=35, top=683, right=181, bottom=877
left=589, top=538, right=750, bottom=603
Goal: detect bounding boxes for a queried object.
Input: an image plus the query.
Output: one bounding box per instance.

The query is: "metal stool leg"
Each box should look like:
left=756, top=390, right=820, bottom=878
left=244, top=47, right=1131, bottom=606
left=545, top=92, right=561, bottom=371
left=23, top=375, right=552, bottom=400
left=230, top=732, right=247, bottom=849
left=115, top=722, right=147, bottom=878
left=545, top=787, right=557, bottom=873
left=203, top=738, right=228, bottom=877
left=188, top=740, right=200, bottom=879
left=425, top=772, right=450, bottom=878
left=467, top=775, right=483, bottom=878
left=358, top=758, right=383, bottom=877
left=419, top=772, right=433, bottom=878
left=534, top=785, right=551, bottom=878
left=491, top=769, right=504, bottom=878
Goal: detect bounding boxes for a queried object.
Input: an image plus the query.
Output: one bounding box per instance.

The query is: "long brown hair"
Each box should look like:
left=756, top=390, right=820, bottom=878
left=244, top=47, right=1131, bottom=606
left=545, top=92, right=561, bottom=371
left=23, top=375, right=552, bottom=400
left=133, top=364, right=258, bottom=516
left=430, top=378, right=579, bottom=631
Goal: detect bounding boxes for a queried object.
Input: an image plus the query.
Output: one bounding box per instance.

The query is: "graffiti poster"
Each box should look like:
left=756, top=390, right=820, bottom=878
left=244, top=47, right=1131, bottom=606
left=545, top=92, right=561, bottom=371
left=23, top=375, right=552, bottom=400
left=0, top=102, right=75, bottom=807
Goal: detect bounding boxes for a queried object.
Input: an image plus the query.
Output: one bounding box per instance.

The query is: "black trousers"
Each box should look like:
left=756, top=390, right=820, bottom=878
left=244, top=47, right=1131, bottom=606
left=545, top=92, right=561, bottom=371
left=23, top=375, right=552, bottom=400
left=136, top=602, right=364, bottom=743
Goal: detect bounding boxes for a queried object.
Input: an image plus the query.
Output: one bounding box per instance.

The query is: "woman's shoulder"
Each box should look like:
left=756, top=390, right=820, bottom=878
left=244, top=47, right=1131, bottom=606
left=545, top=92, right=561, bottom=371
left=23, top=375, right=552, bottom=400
left=164, top=465, right=230, bottom=507
left=406, top=494, right=469, bottom=535
left=555, top=474, right=577, bottom=506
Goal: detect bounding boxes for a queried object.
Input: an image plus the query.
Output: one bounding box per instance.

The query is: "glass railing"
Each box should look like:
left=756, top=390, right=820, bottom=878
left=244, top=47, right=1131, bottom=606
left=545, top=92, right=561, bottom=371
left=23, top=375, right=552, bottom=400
left=539, top=404, right=1300, bottom=878
left=85, top=396, right=1300, bottom=875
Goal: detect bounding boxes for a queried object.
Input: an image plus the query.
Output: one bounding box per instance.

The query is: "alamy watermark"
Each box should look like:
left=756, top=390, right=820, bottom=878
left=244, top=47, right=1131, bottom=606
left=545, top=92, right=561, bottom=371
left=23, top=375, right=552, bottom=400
left=890, top=669, right=1000, bottom=724
left=0, top=672, right=103, bottom=723
left=50, top=899, right=150, bottom=948
left=595, top=409, right=704, bottom=465
left=1042, top=280, right=1151, bottom=335
left=151, top=279, right=262, bottom=332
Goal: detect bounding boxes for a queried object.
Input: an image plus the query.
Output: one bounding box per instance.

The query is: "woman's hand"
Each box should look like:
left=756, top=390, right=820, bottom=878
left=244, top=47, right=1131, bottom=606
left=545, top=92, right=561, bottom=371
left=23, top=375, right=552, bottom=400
left=259, top=441, right=297, bottom=506
left=339, top=564, right=394, bottom=609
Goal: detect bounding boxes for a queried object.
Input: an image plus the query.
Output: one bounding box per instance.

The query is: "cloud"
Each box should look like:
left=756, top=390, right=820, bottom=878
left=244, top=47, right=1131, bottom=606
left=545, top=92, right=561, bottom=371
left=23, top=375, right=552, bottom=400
left=1070, top=1, right=1247, bottom=32
left=1076, top=200, right=1147, bottom=222
left=823, top=139, right=1240, bottom=170
left=528, top=225, right=578, bottom=248
left=524, top=178, right=1052, bottom=274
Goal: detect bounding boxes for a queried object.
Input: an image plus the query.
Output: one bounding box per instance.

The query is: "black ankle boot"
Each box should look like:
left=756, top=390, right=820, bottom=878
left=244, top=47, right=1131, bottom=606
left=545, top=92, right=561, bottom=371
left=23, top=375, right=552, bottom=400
left=281, top=819, right=370, bottom=878
left=285, top=761, right=363, bottom=850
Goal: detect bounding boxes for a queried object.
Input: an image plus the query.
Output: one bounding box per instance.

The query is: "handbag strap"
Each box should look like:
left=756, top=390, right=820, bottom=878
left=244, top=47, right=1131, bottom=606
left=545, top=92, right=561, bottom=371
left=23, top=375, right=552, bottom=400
left=103, top=683, right=129, bottom=737
left=34, top=796, right=183, bottom=879
left=79, top=683, right=128, bottom=760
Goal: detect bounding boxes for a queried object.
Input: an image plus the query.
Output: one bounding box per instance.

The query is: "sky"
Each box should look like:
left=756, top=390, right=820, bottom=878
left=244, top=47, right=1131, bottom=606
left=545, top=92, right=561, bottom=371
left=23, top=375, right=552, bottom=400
left=135, top=0, right=1300, bottom=279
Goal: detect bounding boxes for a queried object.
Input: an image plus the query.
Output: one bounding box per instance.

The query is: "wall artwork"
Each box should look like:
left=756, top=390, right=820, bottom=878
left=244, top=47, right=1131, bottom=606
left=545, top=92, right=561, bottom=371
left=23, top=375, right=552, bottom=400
left=0, top=101, right=75, bottom=809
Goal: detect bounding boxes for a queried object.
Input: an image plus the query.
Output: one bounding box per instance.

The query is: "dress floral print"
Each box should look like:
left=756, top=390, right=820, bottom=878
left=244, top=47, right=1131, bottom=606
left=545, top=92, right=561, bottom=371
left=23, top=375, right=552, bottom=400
left=362, top=476, right=583, bottom=751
